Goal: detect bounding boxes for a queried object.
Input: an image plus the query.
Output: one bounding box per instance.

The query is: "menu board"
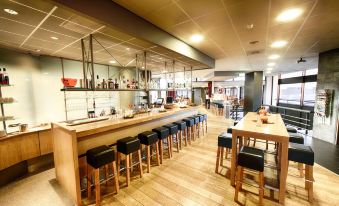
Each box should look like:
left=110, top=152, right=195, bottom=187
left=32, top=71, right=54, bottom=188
left=315, top=89, right=334, bottom=124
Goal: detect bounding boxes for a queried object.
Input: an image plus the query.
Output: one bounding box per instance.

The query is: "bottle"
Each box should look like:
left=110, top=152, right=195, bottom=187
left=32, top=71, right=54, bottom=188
left=114, top=78, right=119, bottom=89
left=3, top=68, right=9, bottom=85
left=108, top=78, right=114, bottom=89
left=96, top=75, right=100, bottom=88
left=0, top=68, right=3, bottom=85
left=127, top=79, right=130, bottom=89
left=102, top=79, right=107, bottom=89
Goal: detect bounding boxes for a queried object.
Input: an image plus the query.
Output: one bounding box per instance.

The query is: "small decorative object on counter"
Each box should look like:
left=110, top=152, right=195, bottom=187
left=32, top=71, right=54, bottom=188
left=110, top=106, right=116, bottom=115
left=88, top=110, right=95, bottom=118
left=258, top=106, right=267, bottom=116
left=61, top=78, right=77, bottom=87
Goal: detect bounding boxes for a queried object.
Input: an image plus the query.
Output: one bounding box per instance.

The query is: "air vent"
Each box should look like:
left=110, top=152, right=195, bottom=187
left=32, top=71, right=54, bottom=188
left=249, top=40, right=259, bottom=45
left=246, top=50, right=264, bottom=56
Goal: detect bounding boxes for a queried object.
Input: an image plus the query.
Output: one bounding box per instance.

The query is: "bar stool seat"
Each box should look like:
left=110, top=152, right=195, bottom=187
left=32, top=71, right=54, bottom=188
left=218, top=132, right=232, bottom=148
left=289, top=132, right=304, bottom=144
left=164, top=124, right=179, bottom=154
left=286, top=126, right=298, bottom=133
left=138, top=131, right=160, bottom=173
left=183, top=118, right=194, bottom=127
left=183, top=118, right=195, bottom=143
left=173, top=121, right=188, bottom=148
left=235, top=146, right=265, bottom=205
left=288, top=143, right=314, bottom=202
left=86, top=145, right=119, bottom=205
left=152, top=127, right=170, bottom=163
left=116, top=137, right=143, bottom=187
left=227, top=127, right=233, bottom=134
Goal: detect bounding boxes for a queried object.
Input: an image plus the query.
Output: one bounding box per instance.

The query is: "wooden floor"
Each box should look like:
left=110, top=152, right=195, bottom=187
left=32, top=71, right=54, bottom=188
left=87, top=109, right=339, bottom=206
left=1, top=109, right=339, bottom=205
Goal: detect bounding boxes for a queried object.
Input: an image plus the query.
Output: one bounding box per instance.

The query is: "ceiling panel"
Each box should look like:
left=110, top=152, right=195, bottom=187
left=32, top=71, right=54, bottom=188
left=176, top=0, right=224, bottom=19
left=0, top=16, right=34, bottom=36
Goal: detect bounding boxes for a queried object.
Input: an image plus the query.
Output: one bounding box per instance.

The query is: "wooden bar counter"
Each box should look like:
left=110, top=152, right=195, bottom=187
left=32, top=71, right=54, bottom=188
left=52, top=106, right=198, bottom=205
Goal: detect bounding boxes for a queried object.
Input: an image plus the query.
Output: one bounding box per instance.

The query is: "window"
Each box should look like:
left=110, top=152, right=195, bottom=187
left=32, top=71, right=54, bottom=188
left=305, top=68, right=318, bottom=75
left=303, top=82, right=317, bottom=106
left=279, top=83, right=302, bottom=105
left=281, top=71, right=303, bottom=79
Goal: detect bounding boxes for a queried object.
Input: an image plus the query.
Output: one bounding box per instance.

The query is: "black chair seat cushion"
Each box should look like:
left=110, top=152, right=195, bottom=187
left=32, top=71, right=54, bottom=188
left=86, top=145, right=115, bottom=169
left=117, top=136, right=140, bottom=155
left=217, top=104, right=224, bottom=108
left=227, top=127, right=233, bottom=134
left=138, top=131, right=158, bottom=145
left=203, top=114, right=207, bottom=120
left=163, top=124, right=178, bottom=135
left=288, top=143, right=314, bottom=166
left=286, top=126, right=297, bottom=133
left=173, top=121, right=187, bottom=130
left=191, top=116, right=200, bottom=124
left=183, top=118, right=194, bottom=127
left=218, top=132, right=232, bottom=148
left=195, top=114, right=204, bottom=122
left=289, top=132, right=304, bottom=144
left=238, top=146, right=264, bottom=172
left=152, top=127, right=169, bottom=139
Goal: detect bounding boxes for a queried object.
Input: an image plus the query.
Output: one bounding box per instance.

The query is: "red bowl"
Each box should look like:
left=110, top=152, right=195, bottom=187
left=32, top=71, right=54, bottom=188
left=61, top=78, right=77, bottom=87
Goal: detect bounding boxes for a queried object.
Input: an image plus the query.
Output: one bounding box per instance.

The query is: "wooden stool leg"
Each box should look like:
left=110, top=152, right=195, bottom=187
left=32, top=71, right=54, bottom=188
left=138, top=149, right=143, bottom=178
left=259, top=171, right=264, bottom=205
left=298, top=163, right=304, bottom=177
left=305, top=165, right=313, bottom=202
left=87, top=164, right=92, bottom=199
left=215, top=146, right=221, bottom=173
left=192, top=126, right=195, bottom=141
left=112, top=161, right=119, bottom=193
left=167, top=136, right=172, bottom=158
left=205, top=120, right=207, bottom=133
left=146, top=145, right=151, bottom=173
left=184, top=129, right=188, bottom=146
left=117, top=152, right=121, bottom=179
left=187, top=128, right=191, bottom=145
left=176, top=133, right=179, bottom=152
left=125, top=154, right=130, bottom=187
left=266, top=140, right=269, bottom=150
left=179, top=131, right=182, bottom=150
left=253, top=138, right=256, bottom=147
left=220, top=147, right=224, bottom=166
left=129, top=153, right=133, bottom=173
left=155, top=142, right=160, bottom=166
left=234, top=166, right=242, bottom=202
left=95, top=168, right=100, bottom=206
left=225, top=148, right=228, bottom=159
left=159, top=140, right=164, bottom=164
left=197, top=123, right=200, bottom=138
left=105, top=164, right=109, bottom=186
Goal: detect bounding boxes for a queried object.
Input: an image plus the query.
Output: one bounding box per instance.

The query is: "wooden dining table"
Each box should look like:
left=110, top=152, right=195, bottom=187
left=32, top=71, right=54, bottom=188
left=230, top=112, right=289, bottom=205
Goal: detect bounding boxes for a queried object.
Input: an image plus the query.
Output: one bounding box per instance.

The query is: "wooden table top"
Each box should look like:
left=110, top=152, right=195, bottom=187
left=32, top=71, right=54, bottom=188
left=53, top=106, right=198, bottom=138
left=233, top=112, right=289, bottom=139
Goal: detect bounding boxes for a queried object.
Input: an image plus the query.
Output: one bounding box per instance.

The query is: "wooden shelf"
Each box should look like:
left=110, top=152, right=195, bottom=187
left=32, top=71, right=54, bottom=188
left=61, top=87, right=145, bottom=92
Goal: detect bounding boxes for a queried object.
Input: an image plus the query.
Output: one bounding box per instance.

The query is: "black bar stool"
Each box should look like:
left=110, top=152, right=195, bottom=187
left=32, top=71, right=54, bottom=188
left=202, top=114, right=208, bottom=133
left=86, top=145, right=119, bottom=205
left=163, top=124, right=179, bottom=155
left=191, top=116, right=200, bottom=139
left=183, top=118, right=194, bottom=143
left=116, top=136, right=143, bottom=187
left=138, top=131, right=160, bottom=173
left=194, top=114, right=204, bottom=137
left=289, top=132, right=304, bottom=144
left=152, top=127, right=170, bottom=164
left=215, top=131, right=232, bottom=173
left=173, top=121, right=187, bottom=149
left=288, top=143, right=314, bottom=202
left=286, top=126, right=298, bottom=133
left=234, top=146, right=265, bottom=205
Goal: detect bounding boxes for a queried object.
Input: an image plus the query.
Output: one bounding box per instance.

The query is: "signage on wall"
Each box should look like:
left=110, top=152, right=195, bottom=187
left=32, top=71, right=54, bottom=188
left=315, top=89, right=334, bottom=125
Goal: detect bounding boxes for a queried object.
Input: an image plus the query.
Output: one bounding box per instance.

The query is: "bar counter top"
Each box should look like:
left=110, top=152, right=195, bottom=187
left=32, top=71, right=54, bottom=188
left=54, top=106, right=199, bottom=138
left=0, top=124, right=51, bottom=141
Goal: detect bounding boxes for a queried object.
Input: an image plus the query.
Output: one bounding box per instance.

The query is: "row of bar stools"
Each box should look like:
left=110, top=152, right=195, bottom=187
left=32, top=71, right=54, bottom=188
left=164, top=124, right=179, bottom=155
left=86, top=145, right=119, bottom=205
left=288, top=143, right=314, bottom=202
left=116, top=136, right=143, bottom=187
left=138, top=131, right=160, bottom=173
left=234, top=146, right=265, bottom=205
left=215, top=131, right=232, bottom=173
left=183, top=118, right=195, bottom=142
left=152, top=127, right=170, bottom=164
left=191, top=115, right=200, bottom=139
left=173, top=121, right=188, bottom=149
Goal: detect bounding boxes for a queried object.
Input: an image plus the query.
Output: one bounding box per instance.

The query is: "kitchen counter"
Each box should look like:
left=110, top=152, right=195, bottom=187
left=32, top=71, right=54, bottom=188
left=52, top=106, right=200, bottom=205
left=0, top=124, right=51, bottom=141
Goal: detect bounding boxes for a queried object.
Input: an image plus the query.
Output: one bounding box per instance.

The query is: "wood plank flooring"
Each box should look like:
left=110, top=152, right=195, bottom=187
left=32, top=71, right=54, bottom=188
left=0, top=109, right=339, bottom=205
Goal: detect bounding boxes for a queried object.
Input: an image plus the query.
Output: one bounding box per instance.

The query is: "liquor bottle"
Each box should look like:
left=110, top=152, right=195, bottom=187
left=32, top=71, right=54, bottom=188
left=3, top=68, right=9, bottom=85
left=114, top=78, right=119, bottom=89
left=102, top=79, right=107, bottom=89
left=0, top=68, right=3, bottom=85
left=108, top=78, right=114, bottom=89
left=96, top=75, right=100, bottom=88
left=127, top=79, right=130, bottom=89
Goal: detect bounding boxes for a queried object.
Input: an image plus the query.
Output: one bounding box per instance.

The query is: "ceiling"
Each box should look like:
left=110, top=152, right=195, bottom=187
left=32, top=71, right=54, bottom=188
left=0, top=0, right=208, bottom=73
left=113, top=0, right=339, bottom=74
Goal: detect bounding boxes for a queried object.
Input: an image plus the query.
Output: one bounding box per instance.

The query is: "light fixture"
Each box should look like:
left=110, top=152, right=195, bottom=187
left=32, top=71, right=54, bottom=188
left=126, top=47, right=130, bottom=50
left=4, top=9, right=18, bottom=15
left=246, top=24, right=254, bottom=30
left=268, top=54, right=280, bottom=60
left=190, top=34, right=204, bottom=42
left=276, top=8, right=303, bottom=22
left=271, top=40, right=287, bottom=48
left=267, top=62, right=276, bottom=66
left=141, top=66, right=145, bottom=69
left=162, top=70, right=167, bottom=74
left=266, top=67, right=273, bottom=71
left=36, top=49, right=41, bottom=52
left=109, top=60, right=116, bottom=64
left=50, top=36, right=58, bottom=40
left=239, top=73, right=245, bottom=77
left=266, top=71, right=272, bottom=74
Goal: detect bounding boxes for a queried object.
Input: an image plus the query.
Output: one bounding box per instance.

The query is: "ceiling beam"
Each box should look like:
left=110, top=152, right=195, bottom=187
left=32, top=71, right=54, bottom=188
left=50, top=0, right=215, bottom=68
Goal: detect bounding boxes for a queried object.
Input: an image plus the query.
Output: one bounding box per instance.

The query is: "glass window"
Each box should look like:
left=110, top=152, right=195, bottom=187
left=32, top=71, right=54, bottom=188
left=272, top=75, right=279, bottom=105
left=279, top=83, right=302, bottom=105
left=281, top=71, right=303, bottom=79
left=303, top=82, right=317, bottom=106
left=305, top=68, right=318, bottom=75
left=234, top=76, right=245, bottom=81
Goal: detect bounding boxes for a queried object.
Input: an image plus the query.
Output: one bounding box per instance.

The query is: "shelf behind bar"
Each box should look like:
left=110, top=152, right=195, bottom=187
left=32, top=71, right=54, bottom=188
left=61, top=87, right=192, bottom=92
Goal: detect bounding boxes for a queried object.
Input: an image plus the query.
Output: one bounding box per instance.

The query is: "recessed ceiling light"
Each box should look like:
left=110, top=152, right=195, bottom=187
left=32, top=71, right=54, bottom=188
left=50, top=36, right=58, bottom=40
left=271, top=40, right=287, bottom=48
left=276, top=8, right=303, bottom=22
left=266, top=71, right=272, bottom=74
left=268, top=54, right=280, bottom=59
left=126, top=48, right=130, bottom=50
left=36, top=49, right=41, bottom=52
left=267, top=62, right=276, bottom=66
left=162, top=70, right=167, bottom=73
left=4, top=9, right=18, bottom=15
left=266, top=67, right=273, bottom=71
left=109, top=60, right=116, bottom=64
left=190, top=34, right=204, bottom=42
left=246, top=24, right=254, bottom=30
left=141, top=66, right=145, bottom=69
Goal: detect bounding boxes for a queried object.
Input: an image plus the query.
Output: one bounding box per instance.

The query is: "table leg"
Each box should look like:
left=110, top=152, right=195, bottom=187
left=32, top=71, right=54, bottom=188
left=230, top=132, right=238, bottom=186
left=279, top=141, right=288, bottom=204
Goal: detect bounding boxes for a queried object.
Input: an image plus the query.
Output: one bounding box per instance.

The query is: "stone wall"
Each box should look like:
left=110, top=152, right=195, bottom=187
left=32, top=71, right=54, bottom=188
left=313, top=48, right=339, bottom=144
